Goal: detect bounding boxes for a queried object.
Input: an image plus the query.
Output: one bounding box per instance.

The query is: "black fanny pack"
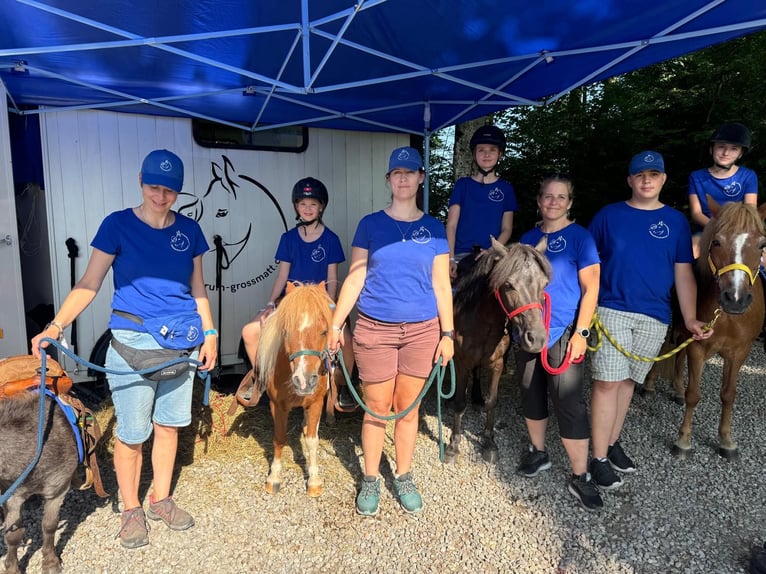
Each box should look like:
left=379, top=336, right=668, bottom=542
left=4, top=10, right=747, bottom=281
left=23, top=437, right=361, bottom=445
left=110, top=337, right=195, bottom=382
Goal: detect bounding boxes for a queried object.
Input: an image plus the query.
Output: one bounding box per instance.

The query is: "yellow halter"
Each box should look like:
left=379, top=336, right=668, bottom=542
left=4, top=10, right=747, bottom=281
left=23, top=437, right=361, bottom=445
left=707, top=254, right=757, bottom=285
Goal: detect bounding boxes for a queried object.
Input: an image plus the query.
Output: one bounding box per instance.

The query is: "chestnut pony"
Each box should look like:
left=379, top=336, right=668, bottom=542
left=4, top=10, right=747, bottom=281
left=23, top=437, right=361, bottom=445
left=257, top=282, right=334, bottom=496
left=648, top=202, right=766, bottom=459
left=445, top=237, right=551, bottom=464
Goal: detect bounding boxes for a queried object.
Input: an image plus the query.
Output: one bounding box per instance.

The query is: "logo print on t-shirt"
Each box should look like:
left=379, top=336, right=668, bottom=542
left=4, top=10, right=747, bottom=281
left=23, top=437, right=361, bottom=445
left=311, top=244, right=327, bottom=263
left=723, top=181, right=742, bottom=198
left=648, top=220, right=670, bottom=239
left=487, top=187, right=504, bottom=202
left=170, top=230, right=191, bottom=252
left=186, top=325, right=200, bottom=342
left=547, top=234, right=566, bottom=253
left=411, top=226, right=432, bottom=244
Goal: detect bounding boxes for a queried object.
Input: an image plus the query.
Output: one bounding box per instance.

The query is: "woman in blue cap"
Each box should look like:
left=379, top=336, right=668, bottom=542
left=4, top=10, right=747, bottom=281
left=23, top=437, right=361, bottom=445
left=328, top=146, right=454, bottom=517
left=32, top=149, right=217, bottom=549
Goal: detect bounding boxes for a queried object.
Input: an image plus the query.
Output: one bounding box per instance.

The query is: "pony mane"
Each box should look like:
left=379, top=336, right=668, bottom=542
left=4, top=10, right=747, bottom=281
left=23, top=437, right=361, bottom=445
left=257, top=283, right=333, bottom=383
left=696, top=202, right=765, bottom=279
left=454, top=243, right=552, bottom=311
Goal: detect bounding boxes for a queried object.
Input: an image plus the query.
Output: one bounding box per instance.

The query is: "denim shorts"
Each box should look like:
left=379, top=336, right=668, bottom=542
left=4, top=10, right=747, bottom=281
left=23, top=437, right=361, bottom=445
left=590, top=307, right=667, bottom=385
left=106, top=329, right=198, bottom=444
left=352, top=314, right=439, bottom=382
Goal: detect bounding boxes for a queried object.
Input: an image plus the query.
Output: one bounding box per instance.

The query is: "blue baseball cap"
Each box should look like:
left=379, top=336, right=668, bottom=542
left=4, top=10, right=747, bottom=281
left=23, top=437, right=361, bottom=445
left=387, top=146, right=423, bottom=173
left=141, top=149, right=184, bottom=192
left=629, top=151, right=665, bottom=175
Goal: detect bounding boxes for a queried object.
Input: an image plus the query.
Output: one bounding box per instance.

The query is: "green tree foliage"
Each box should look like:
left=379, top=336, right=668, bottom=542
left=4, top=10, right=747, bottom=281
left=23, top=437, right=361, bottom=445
left=428, top=30, right=766, bottom=238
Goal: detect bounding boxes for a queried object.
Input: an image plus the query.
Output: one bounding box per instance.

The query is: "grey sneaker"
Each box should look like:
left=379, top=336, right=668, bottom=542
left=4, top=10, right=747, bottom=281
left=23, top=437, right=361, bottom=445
left=589, top=458, right=623, bottom=491
left=568, top=473, right=603, bottom=511
left=356, top=476, right=381, bottom=517
left=393, top=473, right=423, bottom=514
left=608, top=440, right=637, bottom=473
left=146, top=496, right=195, bottom=531
left=117, top=507, right=149, bottom=549
left=517, top=445, right=552, bottom=478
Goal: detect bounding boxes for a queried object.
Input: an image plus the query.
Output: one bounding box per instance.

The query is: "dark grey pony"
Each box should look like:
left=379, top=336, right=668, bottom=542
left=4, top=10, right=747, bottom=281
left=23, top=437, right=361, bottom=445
left=1, top=393, right=78, bottom=574
left=445, top=237, right=550, bottom=464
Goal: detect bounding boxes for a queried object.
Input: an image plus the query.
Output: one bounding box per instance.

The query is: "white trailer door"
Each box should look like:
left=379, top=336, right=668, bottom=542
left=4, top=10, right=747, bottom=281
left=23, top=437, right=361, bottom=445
left=0, top=96, right=29, bottom=356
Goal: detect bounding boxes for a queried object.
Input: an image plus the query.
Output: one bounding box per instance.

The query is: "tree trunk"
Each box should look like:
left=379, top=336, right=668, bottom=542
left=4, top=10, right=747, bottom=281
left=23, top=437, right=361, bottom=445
left=453, top=116, right=493, bottom=180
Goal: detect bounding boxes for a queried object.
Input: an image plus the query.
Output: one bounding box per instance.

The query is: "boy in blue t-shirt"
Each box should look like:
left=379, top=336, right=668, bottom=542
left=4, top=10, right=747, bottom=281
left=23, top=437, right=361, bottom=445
left=587, top=151, right=713, bottom=492
left=446, top=124, right=517, bottom=278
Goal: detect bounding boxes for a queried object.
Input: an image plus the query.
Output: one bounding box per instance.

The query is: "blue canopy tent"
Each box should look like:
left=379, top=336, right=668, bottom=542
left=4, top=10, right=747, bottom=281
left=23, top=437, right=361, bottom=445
left=2, top=0, right=766, bottom=134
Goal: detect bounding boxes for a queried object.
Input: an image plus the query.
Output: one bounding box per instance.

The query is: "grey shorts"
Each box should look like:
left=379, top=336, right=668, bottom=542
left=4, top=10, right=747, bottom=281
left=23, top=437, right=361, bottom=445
left=590, top=307, right=667, bottom=384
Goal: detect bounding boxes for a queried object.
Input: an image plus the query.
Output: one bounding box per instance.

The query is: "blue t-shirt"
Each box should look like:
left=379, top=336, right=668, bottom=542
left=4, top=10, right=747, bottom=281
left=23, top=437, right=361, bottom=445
left=275, top=226, right=345, bottom=285
left=91, top=208, right=210, bottom=330
left=688, top=166, right=758, bottom=225
left=588, top=202, right=693, bottom=324
left=448, top=176, right=518, bottom=253
left=353, top=210, right=449, bottom=323
left=520, top=223, right=599, bottom=347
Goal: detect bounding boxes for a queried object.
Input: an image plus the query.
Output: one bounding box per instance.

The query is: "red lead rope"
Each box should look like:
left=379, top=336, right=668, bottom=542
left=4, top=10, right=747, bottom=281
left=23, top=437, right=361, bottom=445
left=493, top=290, right=582, bottom=376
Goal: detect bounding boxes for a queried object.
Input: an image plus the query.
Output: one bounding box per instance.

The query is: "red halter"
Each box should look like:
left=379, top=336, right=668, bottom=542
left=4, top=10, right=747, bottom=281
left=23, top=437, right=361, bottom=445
left=493, top=289, right=582, bottom=375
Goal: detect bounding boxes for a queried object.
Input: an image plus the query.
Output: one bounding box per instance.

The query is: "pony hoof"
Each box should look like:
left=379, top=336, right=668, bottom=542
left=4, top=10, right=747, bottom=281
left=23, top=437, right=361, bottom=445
left=481, top=447, right=499, bottom=464
left=637, top=385, right=654, bottom=397
left=307, top=485, right=323, bottom=498
left=266, top=481, right=281, bottom=494
left=672, top=395, right=685, bottom=406
left=443, top=449, right=458, bottom=465
left=671, top=445, right=692, bottom=460
left=718, top=447, right=739, bottom=461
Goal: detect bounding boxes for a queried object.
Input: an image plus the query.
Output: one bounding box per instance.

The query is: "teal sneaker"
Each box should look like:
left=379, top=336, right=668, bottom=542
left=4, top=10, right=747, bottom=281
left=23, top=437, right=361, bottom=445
left=356, top=476, right=380, bottom=516
left=393, top=473, right=423, bottom=514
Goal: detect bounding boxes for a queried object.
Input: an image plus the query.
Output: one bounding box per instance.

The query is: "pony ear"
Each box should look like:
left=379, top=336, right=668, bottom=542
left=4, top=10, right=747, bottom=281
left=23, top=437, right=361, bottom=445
left=534, top=235, right=547, bottom=254
left=490, top=235, right=507, bottom=255
left=318, top=280, right=326, bottom=291
left=706, top=194, right=721, bottom=218
left=286, top=281, right=297, bottom=294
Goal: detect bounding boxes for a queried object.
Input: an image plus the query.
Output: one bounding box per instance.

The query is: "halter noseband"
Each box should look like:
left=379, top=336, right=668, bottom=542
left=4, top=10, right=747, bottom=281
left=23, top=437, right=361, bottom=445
left=707, top=254, right=757, bottom=285
left=493, top=288, right=543, bottom=320
left=288, top=349, right=330, bottom=362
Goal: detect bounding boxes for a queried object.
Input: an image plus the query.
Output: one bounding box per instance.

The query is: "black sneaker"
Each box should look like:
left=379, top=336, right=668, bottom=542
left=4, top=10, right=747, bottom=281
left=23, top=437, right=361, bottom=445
left=517, top=445, right=551, bottom=478
left=589, top=458, right=623, bottom=490
left=568, top=473, right=603, bottom=511
left=607, top=440, right=637, bottom=473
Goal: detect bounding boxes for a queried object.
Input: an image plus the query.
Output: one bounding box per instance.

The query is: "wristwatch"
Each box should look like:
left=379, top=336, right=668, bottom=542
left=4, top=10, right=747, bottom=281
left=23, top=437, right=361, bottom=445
left=440, top=330, right=455, bottom=339
left=575, top=327, right=590, bottom=338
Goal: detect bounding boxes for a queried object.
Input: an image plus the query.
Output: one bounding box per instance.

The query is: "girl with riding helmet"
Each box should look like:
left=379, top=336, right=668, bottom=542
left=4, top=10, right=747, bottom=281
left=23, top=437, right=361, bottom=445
left=688, top=122, right=758, bottom=257
left=240, top=177, right=355, bottom=408
left=446, top=124, right=518, bottom=278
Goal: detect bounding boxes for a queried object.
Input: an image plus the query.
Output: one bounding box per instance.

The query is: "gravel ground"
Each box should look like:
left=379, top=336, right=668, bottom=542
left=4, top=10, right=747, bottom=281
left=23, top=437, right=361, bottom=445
left=4, top=343, right=766, bottom=574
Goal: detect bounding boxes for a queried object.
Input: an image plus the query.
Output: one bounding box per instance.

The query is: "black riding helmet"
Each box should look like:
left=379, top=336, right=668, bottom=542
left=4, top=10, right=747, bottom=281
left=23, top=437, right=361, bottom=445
left=470, top=125, right=506, bottom=177
left=469, top=125, right=506, bottom=154
left=292, top=177, right=328, bottom=226
left=710, top=122, right=751, bottom=151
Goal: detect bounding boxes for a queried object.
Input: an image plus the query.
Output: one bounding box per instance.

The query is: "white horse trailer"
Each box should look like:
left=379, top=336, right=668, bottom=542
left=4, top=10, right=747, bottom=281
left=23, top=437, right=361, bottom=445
left=0, top=99, right=408, bottom=380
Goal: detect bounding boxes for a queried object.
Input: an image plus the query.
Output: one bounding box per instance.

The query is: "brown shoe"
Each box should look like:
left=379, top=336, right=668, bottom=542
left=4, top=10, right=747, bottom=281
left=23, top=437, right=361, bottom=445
left=146, top=495, right=194, bottom=531
left=117, top=507, right=149, bottom=549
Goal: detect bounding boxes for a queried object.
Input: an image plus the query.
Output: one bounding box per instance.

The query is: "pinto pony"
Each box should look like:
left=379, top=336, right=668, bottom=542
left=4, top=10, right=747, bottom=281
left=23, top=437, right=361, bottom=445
left=444, top=237, right=551, bottom=463
left=651, top=202, right=766, bottom=459
left=257, top=282, right=334, bottom=496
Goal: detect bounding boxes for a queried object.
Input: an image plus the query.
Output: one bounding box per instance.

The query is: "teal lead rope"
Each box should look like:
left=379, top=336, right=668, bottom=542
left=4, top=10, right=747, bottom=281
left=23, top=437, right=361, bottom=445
left=334, top=351, right=456, bottom=462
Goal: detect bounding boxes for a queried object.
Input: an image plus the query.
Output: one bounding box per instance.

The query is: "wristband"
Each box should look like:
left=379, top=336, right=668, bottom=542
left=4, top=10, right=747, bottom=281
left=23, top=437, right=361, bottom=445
left=440, top=330, right=455, bottom=339
left=449, top=257, right=456, bottom=262
left=332, top=325, right=344, bottom=333
left=204, top=329, right=218, bottom=337
left=266, top=301, right=276, bottom=308
left=45, top=321, right=65, bottom=340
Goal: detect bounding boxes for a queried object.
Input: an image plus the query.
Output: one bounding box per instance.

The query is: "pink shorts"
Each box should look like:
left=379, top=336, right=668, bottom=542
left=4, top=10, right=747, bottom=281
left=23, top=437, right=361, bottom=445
left=352, top=313, right=440, bottom=382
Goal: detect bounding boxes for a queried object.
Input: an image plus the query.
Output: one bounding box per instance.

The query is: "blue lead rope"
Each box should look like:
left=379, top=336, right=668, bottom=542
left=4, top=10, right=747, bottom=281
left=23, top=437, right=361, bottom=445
left=0, top=337, right=210, bottom=507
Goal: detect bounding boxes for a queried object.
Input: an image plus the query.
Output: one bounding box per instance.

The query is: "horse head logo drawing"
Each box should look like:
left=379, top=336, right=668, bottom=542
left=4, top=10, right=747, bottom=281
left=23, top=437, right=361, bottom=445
left=176, top=155, right=288, bottom=266
left=648, top=220, right=670, bottom=239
